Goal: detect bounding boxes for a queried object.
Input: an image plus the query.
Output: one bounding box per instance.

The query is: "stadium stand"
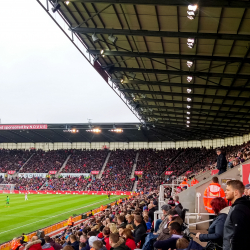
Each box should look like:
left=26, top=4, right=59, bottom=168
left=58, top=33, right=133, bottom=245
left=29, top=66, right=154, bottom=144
left=62, top=149, right=108, bottom=173
left=0, top=149, right=33, bottom=173
left=20, top=150, right=70, bottom=173
left=88, top=149, right=137, bottom=191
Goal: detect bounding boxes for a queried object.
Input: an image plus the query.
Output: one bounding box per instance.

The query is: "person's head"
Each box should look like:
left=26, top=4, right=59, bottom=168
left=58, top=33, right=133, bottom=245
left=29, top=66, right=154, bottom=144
left=174, top=196, right=179, bottom=202
left=63, top=246, right=74, bottom=250
left=144, top=215, right=149, bottom=223
left=126, top=215, right=134, bottom=223
left=161, top=204, right=171, bottom=215
left=102, top=227, right=110, bottom=237
left=88, top=236, right=99, bottom=248
left=31, top=236, right=39, bottom=241
left=44, top=236, right=51, bottom=243
left=169, top=222, right=181, bottom=236
left=122, top=229, right=134, bottom=240
left=118, top=227, right=124, bottom=236
left=225, top=180, right=245, bottom=204
left=126, top=224, right=134, bottom=231
left=79, top=242, right=86, bottom=250
left=212, top=177, right=219, bottom=184
left=80, top=235, right=88, bottom=243
left=22, top=233, right=26, bottom=236
left=216, top=149, right=222, bottom=155
left=134, top=215, right=142, bottom=226
left=92, top=240, right=103, bottom=250
left=87, top=231, right=96, bottom=238
left=117, top=215, right=124, bottom=225
left=245, top=184, right=250, bottom=196
left=167, top=209, right=178, bottom=220
left=70, top=235, right=77, bottom=243
left=108, top=223, right=118, bottom=234
left=109, top=233, right=119, bottom=247
left=210, top=197, right=228, bottom=215
left=176, top=238, right=189, bottom=249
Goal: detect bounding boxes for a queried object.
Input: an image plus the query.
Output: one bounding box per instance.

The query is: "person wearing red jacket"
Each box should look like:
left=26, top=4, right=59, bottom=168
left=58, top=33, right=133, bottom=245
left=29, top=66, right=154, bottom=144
left=203, top=177, right=226, bottom=214
left=121, top=229, right=136, bottom=250
left=103, top=227, right=111, bottom=250
left=191, top=178, right=199, bottom=187
left=24, top=239, right=43, bottom=250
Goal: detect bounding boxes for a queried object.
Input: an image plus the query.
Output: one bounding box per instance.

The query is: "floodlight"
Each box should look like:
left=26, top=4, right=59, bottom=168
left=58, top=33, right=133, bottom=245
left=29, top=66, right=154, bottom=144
left=52, top=3, right=61, bottom=13
left=65, top=1, right=70, bottom=5
left=187, top=38, right=195, bottom=48
left=108, top=34, right=118, bottom=44
left=100, top=50, right=104, bottom=55
left=187, top=111, right=190, bottom=115
left=187, top=117, right=190, bottom=119
left=109, top=128, right=123, bottom=133
left=187, top=105, right=191, bottom=109
left=188, top=5, right=198, bottom=11
left=187, top=61, right=193, bottom=68
left=186, top=125, right=189, bottom=127
left=187, top=98, right=192, bottom=102
left=187, top=88, right=192, bottom=93
left=92, top=33, right=99, bottom=43
left=187, top=121, right=190, bottom=124
left=120, top=79, right=124, bottom=83
left=187, top=76, right=193, bottom=82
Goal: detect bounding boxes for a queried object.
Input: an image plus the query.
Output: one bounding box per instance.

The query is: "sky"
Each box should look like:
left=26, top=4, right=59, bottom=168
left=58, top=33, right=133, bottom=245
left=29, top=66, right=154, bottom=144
left=0, top=0, right=138, bottom=124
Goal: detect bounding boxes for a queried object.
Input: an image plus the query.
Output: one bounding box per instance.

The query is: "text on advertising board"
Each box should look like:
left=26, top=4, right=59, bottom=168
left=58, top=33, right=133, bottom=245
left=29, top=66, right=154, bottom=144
left=0, top=124, right=47, bottom=130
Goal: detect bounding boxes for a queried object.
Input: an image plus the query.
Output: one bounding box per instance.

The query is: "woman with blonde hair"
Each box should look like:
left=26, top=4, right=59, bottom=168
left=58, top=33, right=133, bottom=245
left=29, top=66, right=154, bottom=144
left=108, top=223, right=118, bottom=234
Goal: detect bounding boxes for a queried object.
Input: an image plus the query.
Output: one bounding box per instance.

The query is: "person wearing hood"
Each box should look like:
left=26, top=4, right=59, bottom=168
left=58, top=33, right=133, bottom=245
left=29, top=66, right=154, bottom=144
left=223, top=180, right=250, bottom=250
left=25, top=239, right=44, bottom=250
left=195, top=197, right=229, bottom=247
left=109, top=234, right=130, bottom=250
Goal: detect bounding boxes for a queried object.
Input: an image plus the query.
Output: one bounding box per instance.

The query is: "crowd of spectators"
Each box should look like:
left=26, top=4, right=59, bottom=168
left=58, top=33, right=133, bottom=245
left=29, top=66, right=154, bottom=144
left=62, top=150, right=108, bottom=173
left=88, top=150, right=136, bottom=191
left=0, top=149, right=33, bottom=173
left=20, top=150, right=70, bottom=173
left=41, top=177, right=91, bottom=191
left=2, top=177, right=45, bottom=191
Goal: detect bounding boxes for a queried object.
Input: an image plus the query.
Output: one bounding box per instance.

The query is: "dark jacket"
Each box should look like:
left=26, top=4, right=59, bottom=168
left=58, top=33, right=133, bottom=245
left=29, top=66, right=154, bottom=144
left=48, top=239, right=62, bottom=250
left=217, top=153, right=227, bottom=171
left=223, top=196, right=250, bottom=250
left=154, top=235, right=181, bottom=250
left=134, top=223, right=147, bottom=244
left=68, top=241, right=79, bottom=250
left=110, top=238, right=130, bottom=250
left=199, top=207, right=229, bottom=246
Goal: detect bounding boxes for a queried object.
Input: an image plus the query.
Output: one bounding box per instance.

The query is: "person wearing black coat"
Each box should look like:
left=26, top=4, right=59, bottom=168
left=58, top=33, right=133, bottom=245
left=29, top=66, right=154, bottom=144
left=197, top=207, right=229, bottom=247
left=216, top=149, right=227, bottom=175
left=133, top=215, right=147, bottom=244
left=223, top=181, right=250, bottom=250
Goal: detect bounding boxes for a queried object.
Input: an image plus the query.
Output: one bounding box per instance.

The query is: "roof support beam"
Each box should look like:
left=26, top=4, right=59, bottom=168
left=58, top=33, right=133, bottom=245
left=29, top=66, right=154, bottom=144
left=122, top=89, right=250, bottom=102
left=114, top=79, right=248, bottom=91
left=90, top=50, right=250, bottom=64
left=72, top=27, right=250, bottom=41
left=57, top=0, right=250, bottom=8
left=113, top=67, right=250, bottom=80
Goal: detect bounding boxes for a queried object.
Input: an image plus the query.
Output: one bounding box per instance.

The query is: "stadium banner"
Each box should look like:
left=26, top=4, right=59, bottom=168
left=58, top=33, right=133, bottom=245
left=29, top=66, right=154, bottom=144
left=60, top=173, right=90, bottom=178
left=242, top=163, right=250, bottom=185
left=165, top=171, right=173, bottom=175
left=134, top=171, right=143, bottom=175
left=18, top=173, right=47, bottom=178
left=7, top=170, right=16, bottom=175
left=211, top=169, right=219, bottom=175
left=0, top=190, right=132, bottom=195
left=49, top=171, right=57, bottom=175
left=91, top=171, right=99, bottom=175
left=0, top=124, right=47, bottom=130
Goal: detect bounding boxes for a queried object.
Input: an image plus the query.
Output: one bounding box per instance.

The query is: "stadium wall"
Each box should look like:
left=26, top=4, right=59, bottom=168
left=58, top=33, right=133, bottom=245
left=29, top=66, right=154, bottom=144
left=0, top=133, right=249, bottom=150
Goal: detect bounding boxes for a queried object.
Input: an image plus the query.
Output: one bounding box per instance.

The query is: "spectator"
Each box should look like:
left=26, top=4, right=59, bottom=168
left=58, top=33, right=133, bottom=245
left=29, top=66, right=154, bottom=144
left=196, top=197, right=229, bottom=247
left=223, top=180, right=250, bottom=250
left=109, top=234, right=130, bottom=250
left=121, top=229, right=136, bottom=250
left=68, top=235, right=79, bottom=250
left=92, top=241, right=106, bottom=250
left=153, top=222, right=182, bottom=250
left=79, top=236, right=89, bottom=250
left=102, top=228, right=110, bottom=250
left=133, top=215, right=146, bottom=245
left=216, top=149, right=227, bottom=175
left=44, top=237, right=62, bottom=250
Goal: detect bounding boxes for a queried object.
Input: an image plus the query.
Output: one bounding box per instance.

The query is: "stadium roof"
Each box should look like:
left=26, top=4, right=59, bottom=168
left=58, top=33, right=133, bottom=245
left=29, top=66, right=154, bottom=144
left=37, top=0, right=250, bottom=141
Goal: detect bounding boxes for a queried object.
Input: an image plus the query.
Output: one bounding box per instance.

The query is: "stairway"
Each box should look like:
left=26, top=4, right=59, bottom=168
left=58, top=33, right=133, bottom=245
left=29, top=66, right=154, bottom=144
left=130, top=152, right=140, bottom=179
left=97, top=151, right=111, bottom=179
left=18, top=153, right=35, bottom=172
left=57, top=155, right=71, bottom=175
left=132, top=181, right=138, bottom=192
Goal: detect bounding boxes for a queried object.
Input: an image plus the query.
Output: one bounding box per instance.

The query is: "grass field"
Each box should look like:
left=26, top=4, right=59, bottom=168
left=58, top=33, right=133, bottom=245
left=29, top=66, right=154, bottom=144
left=0, top=194, right=123, bottom=244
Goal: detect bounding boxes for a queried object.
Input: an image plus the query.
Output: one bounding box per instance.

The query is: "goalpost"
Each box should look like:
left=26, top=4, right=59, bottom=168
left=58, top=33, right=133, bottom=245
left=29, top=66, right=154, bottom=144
left=0, top=184, right=15, bottom=194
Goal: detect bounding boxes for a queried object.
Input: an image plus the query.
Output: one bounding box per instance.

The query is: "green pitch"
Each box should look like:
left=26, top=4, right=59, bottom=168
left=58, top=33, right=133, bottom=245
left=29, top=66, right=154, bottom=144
left=0, top=194, right=122, bottom=244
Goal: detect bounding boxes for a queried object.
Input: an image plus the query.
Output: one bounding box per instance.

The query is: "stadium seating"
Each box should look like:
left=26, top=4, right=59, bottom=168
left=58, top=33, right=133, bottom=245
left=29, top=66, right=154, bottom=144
left=0, top=149, right=33, bottom=173
left=62, top=149, right=108, bottom=173
left=87, top=149, right=137, bottom=191
left=20, top=150, right=70, bottom=173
